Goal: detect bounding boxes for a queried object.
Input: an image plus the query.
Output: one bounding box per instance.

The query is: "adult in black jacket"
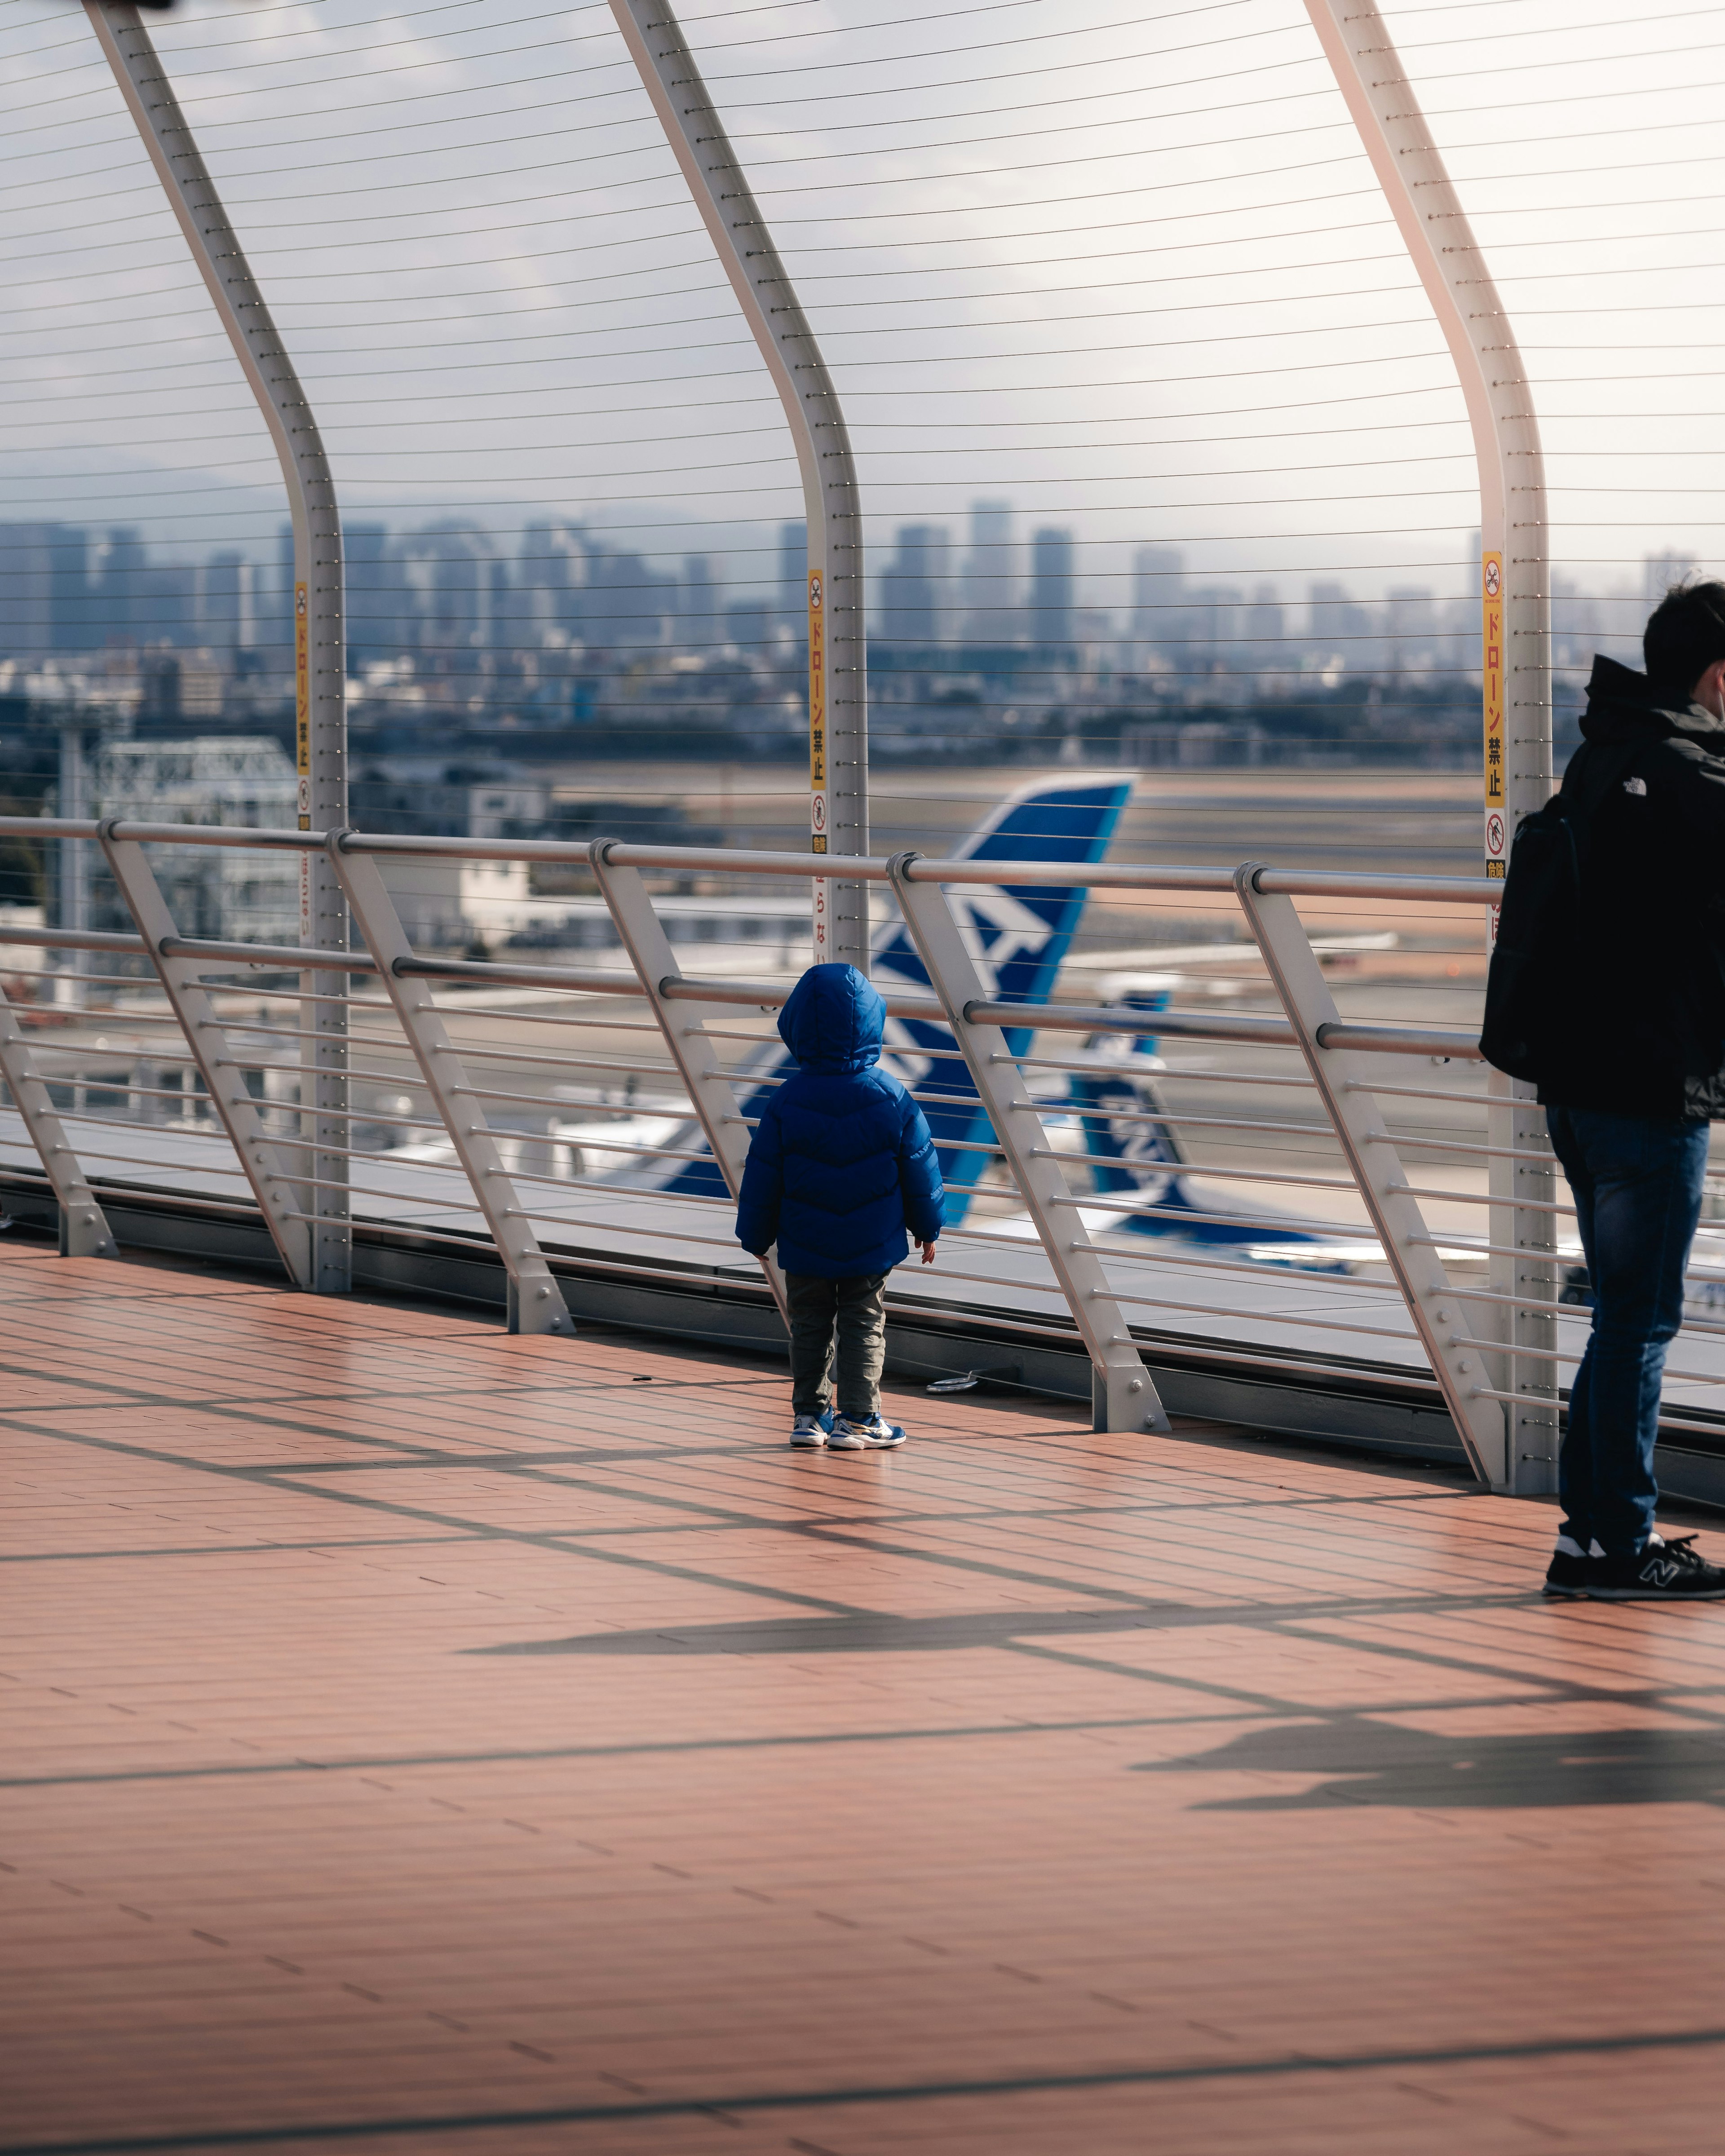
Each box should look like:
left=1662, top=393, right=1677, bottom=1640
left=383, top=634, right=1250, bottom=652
left=1539, top=582, right=1725, bottom=1601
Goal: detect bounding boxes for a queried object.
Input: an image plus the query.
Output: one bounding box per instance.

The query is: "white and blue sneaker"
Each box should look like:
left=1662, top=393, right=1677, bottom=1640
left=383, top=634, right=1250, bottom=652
left=828, top=1414, right=906, bottom=1451
left=790, top=1411, right=834, bottom=1449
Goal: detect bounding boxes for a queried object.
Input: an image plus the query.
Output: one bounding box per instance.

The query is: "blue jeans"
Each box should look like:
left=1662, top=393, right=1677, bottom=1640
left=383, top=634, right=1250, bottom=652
left=1546, top=1106, right=1709, bottom=1555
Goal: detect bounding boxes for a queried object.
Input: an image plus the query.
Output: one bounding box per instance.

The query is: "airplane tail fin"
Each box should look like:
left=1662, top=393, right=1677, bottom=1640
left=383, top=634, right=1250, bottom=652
left=871, top=778, right=1132, bottom=1224
left=657, top=777, right=1133, bottom=1218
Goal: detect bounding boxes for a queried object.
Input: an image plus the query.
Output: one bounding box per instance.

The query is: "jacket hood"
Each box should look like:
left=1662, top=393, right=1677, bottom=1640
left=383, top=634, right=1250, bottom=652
left=1581, top=653, right=1725, bottom=747
left=777, top=963, right=885, bottom=1074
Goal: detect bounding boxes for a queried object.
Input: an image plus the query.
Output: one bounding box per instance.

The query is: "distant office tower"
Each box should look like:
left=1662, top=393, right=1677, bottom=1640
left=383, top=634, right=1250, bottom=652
left=1130, top=547, right=1184, bottom=637
left=678, top=555, right=721, bottom=650
left=94, top=527, right=149, bottom=642
left=1245, top=583, right=1284, bottom=653
left=879, top=525, right=951, bottom=644
left=346, top=524, right=401, bottom=661
left=1028, top=528, right=1075, bottom=649
left=1185, top=586, right=1244, bottom=672
left=406, top=521, right=500, bottom=654
left=200, top=551, right=257, bottom=654
left=1309, top=580, right=1378, bottom=670
left=0, top=524, right=58, bottom=655
left=47, top=526, right=95, bottom=650
left=518, top=519, right=592, bottom=645
left=962, top=502, right=1017, bottom=643
left=586, top=548, right=677, bottom=650
left=1386, top=587, right=1435, bottom=677
left=778, top=520, right=807, bottom=624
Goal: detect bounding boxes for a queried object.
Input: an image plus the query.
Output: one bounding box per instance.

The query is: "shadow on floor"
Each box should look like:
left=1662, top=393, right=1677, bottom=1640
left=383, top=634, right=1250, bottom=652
left=474, top=1598, right=1518, bottom=1659
left=1137, top=1717, right=1725, bottom=1810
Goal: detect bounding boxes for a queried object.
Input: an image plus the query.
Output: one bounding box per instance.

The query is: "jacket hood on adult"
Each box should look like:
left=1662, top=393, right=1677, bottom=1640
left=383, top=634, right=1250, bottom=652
left=1580, top=653, right=1725, bottom=751
left=777, top=963, right=885, bottom=1074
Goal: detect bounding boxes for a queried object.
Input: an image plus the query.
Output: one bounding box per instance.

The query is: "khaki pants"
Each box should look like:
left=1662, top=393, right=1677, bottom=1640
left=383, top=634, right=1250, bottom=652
left=785, top=1271, right=888, bottom=1421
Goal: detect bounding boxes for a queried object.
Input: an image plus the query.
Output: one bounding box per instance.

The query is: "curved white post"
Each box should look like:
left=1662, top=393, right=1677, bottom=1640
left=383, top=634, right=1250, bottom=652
left=85, top=2, right=350, bottom=1292
left=1303, top=0, right=1557, bottom=1497
left=609, top=0, right=868, bottom=972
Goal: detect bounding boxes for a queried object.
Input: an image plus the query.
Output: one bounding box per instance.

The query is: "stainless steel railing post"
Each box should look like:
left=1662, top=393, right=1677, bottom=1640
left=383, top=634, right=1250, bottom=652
left=0, top=986, right=117, bottom=1259
left=86, top=2, right=351, bottom=1295
left=100, top=824, right=314, bottom=1288
left=1236, top=866, right=1508, bottom=1488
left=887, top=854, right=1170, bottom=1436
left=610, top=0, right=868, bottom=972
left=590, top=841, right=792, bottom=1331
left=329, top=838, right=575, bottom=1337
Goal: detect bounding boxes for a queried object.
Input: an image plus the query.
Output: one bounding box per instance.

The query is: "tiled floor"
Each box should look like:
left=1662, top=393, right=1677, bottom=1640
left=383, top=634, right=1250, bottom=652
left=5, top=1239, right=1725, bottom=2154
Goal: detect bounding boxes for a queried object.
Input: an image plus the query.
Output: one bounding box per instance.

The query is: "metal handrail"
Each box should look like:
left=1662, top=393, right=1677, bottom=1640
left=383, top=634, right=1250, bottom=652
left=0, top=817, right=1504, bottom=907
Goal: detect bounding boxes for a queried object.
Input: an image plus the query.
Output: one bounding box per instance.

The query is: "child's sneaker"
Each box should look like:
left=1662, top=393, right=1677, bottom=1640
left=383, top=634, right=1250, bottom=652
left=790, top=1411, right=833, bottom=1449
left=828, top=1414, right=906, bottom=1451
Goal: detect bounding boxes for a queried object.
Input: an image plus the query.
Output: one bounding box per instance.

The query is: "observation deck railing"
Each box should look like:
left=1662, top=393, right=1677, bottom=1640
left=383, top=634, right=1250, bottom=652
left=4, top=817, right=1723, bottom=1501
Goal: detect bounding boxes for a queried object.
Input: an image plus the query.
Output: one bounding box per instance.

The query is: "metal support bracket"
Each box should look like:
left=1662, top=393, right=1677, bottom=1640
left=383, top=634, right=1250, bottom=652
left=886, top=854, right=1168, bottom=1435
left=1236, top=867, right=1507, bottom=1487
left=328, top=839, right=573, bottom=1337
left=590, top=842, right=791, bottom=1330
left=99, top=826, right=313, bottom=1288
left=0, top=986, right=117, bottom=1259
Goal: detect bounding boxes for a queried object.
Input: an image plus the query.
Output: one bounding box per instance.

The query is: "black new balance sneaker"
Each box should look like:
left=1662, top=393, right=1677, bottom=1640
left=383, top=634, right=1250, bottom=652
left=1587, top=1535, right=1725, bottom=1602
left=1543, top=1537, right=1603, bottom=1599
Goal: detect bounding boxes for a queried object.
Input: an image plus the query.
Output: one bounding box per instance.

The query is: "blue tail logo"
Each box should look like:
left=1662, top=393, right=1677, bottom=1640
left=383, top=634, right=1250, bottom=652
left=662, top=778, right=1132, bottom=1216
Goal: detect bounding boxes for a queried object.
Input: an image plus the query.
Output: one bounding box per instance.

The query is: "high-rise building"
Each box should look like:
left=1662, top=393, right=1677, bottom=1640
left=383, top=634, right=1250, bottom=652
left=1309, top=581, right=1378, bottom=669
left=1386, top=587, right=1436, bottom=678
left=1028, top=528, right=1075, bottom=649
left=94, top=528, right=149, bottom=643
left=678, top=556, right=721, bottom=650
left=199, top=551, right=257, bottom=654
left=962, top=502, right=1017, bottom=644
left=879, top=525, right=951, bottom=644
left=407, top=521, right=500, bottom=656
left=517, top=520, right=592, bottom=645
left=0, top=524, right=58, bottom=656
left=346, top=524, right=414, bottom=662
left=586, top=547, right=677, bottom=650
left=1130, top=547, right=1183, bottom=637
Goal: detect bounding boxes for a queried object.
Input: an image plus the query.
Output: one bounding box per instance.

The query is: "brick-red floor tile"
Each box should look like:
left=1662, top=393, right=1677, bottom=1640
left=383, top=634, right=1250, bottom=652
left=4, top=1238, right=1725, bottom=2153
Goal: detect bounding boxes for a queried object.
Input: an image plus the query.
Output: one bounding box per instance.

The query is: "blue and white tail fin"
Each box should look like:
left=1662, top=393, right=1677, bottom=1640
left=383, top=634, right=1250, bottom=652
left=650, top=778, right=1132, bottom=1213
left=1067, top=990, right=1189, bottom=1208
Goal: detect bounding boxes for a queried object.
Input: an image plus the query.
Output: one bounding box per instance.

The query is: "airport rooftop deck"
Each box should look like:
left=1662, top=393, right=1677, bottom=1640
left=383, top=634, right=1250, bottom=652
left=6, top=1239, right=1725, bottom=2155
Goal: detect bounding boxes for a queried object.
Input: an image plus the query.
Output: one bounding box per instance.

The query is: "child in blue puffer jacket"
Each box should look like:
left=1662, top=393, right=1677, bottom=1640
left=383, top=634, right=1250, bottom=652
left=736, top=962, right=945, bottom=1450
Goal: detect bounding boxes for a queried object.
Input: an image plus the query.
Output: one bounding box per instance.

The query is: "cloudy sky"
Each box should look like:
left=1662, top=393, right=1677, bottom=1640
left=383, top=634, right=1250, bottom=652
left=0, top=0, right=1720, bottom=645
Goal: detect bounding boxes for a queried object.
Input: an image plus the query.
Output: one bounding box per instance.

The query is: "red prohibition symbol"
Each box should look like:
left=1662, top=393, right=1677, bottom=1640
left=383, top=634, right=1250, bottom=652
left=1486, top=813, right=1505, bottom=855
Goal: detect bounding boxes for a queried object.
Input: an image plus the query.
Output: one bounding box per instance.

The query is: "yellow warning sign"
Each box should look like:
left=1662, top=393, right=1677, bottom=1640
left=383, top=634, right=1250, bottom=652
left=1482, top=550, right=1505, bottom=879
left=294, top=581, right=310, bottom=831
left=807, top=571, right=826, bottom=803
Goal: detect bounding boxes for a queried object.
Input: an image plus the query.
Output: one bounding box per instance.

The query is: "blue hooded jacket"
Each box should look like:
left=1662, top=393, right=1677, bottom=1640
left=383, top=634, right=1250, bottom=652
left=735, top=963, right=945, bottom=1278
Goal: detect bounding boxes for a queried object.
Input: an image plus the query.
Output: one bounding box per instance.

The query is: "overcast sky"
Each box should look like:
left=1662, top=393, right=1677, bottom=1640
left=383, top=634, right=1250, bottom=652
left=0, top=0, right=1720, bottom=636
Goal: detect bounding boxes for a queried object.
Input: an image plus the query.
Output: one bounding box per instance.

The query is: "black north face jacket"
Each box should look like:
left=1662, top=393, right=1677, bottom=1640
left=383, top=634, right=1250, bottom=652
left=1536, top=655, right=1725, bottom=1120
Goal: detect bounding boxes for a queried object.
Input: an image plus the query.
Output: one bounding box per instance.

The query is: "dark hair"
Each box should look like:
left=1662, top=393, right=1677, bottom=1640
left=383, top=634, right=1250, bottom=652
left=1644, top=579, right=1725, bottom=693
